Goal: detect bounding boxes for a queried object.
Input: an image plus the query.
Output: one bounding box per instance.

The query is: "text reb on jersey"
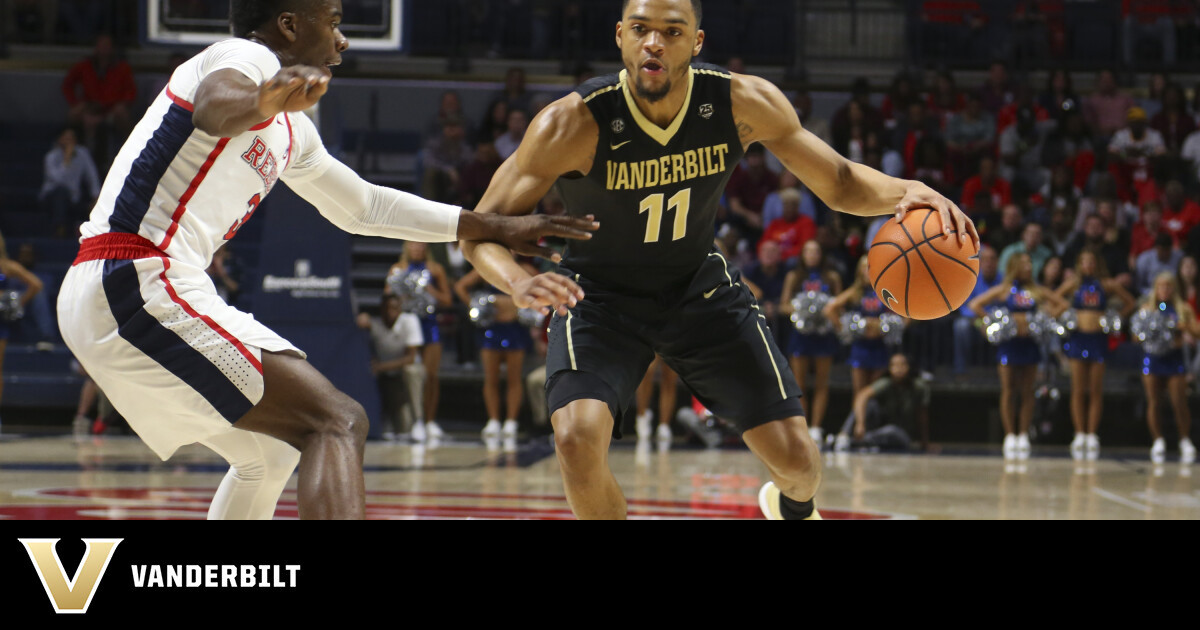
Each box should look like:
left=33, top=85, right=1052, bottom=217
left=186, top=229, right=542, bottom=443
left=241, top=135, right=282, bottom=192
left=605, top=143, right=731, bottom=191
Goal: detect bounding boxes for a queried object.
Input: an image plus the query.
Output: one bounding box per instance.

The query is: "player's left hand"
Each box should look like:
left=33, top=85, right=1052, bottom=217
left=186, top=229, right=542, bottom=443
left=490, top=214, right=600, bottom=263
left=894, top=183, right=980, bottom=249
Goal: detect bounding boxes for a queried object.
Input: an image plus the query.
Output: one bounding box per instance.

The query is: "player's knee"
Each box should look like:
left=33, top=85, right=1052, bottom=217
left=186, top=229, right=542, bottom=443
left=552, top=410, right=610, bottom=466
left=776, top=427, right=821, bottom=482
left=311, top=395, right=369, bottom=445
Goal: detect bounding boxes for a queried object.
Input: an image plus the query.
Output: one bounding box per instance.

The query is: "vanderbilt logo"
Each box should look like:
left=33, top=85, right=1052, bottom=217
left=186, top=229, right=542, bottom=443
left=19, top=538, right=122, bottom=614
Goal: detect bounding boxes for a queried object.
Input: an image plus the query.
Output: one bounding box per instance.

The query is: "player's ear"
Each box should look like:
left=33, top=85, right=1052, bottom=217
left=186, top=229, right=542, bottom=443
left=694, top=29, right=705, bottom=57
left=615, top=21, right=623, bottom=49
left=277, top=11, right=299, bottom=43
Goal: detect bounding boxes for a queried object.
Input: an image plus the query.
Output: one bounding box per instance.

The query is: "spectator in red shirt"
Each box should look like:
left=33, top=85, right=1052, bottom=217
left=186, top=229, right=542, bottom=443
left=1161, top=180, right=1200, bottom=241
left=961, top=155, right=1012, bottom=213
left=725, top=143, right=779, bottom=240
left=62, top=34, right=136, bottom=157
left=1131, top=200, right=1170, bottom=260
left=761, top=189, right=817, bottom=264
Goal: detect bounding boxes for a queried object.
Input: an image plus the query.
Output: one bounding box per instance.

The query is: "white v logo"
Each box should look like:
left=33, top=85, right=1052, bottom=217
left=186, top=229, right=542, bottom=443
left=20, top=538, right=122, bottom=614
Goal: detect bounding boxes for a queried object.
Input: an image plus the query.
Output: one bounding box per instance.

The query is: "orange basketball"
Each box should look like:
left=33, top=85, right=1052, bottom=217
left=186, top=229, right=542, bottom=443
left=866, top=208, right=980, bottom=320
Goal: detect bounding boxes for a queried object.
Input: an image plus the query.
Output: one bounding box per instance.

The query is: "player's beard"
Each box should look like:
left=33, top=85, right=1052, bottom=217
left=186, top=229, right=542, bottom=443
left=634, top=74, right=673, bottom=103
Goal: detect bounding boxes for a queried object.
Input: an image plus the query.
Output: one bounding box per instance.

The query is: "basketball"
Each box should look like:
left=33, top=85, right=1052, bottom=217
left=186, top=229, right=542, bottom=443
left=867, top=208, right=980, bottom=320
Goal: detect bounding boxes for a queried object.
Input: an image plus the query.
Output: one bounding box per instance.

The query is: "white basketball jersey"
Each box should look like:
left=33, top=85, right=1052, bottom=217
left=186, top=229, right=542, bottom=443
left=81, top=38, right=330, bottom=269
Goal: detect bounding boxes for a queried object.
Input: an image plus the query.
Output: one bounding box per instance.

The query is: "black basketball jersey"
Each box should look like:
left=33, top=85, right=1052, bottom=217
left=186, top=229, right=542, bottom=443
left=555, top=63, right=745, bottom=296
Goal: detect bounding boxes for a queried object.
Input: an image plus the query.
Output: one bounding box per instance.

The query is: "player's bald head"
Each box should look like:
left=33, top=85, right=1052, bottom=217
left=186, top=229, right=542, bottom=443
left=622, top=0, right=703, bottom=26
left=230, top=0, right=327, bottom=38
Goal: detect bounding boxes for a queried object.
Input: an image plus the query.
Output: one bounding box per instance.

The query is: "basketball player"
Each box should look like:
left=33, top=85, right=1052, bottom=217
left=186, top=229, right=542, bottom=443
left=461, top=0, right=980, bottom=519
left=56, top=0, right=597, bottom=520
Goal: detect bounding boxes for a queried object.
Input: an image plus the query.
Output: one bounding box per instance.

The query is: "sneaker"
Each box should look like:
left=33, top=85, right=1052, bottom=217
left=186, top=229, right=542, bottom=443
left=1002, top=434, right=1017, bottom=460
left=72, top=414, right=91, bottom=438
left=1151, top=438, right=1166, bottom=464
left=1016, top=434, right=1031, bottom=460
left=1070, top=434, right=1086, bottom=461
left=656, top=422, right=672, bottom=444
left=635, top=411, right=652, bottom=440
left=501, top=419, right=519, bottom=441
left=834, top=433, right=850, bottom=453
left=1085, top=434, right=1100, bottom=461
left=757, top=482, right=822, bottom=520
left=482, top=419, right=501, bottom=441
left=426, top=421, right=445, bottom=440
left=809, top=426, right=823, bottom=447
left=411, top=421, right=427, bottom=443
left=1181, top=438, right=1196, bottom=464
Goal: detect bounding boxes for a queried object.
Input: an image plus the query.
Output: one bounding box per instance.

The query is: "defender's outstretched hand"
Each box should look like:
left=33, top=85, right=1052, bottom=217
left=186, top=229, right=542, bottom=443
left=894, top=183, right=980, bottom=248
left=484, top=214, right=600, bottom=263
left=512, top=272, right=586, bottom=317
left=258, top=65, right=331, bottom=116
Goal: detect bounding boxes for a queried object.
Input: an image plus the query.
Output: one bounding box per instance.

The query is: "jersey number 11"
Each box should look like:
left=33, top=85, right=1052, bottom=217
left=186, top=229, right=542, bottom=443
left=640, top=188, right=691, bottom=243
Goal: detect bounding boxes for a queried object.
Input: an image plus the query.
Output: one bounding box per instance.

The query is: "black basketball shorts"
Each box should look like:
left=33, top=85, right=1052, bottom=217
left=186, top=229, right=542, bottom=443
left=545, top=250, right=805, bottom=437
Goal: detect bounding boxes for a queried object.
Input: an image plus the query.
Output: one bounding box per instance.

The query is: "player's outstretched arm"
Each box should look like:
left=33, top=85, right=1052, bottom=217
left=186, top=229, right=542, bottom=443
left=193, top=66, right=330, bottom=137
left=462, top=96, right=600, bottom=315
left=730, top=73, right=979, bottom=247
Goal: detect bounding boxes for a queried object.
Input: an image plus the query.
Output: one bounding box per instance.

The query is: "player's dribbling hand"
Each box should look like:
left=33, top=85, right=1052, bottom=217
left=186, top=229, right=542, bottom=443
left=894, top=182, right=981, bottom=248
left=512, top=272, right=586, bottom=317
left=258, top=66, right=331, bottom=117
left=490, top=214, right=600, bottom=262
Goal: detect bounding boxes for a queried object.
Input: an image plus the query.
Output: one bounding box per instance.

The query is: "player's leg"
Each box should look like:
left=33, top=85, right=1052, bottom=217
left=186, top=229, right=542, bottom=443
left=232, top=351, right=368, bottom=520
left=422, top=342, right=443, bottom=425
left=743, top=416, right=822, bottom=508
left=201, top=427, right=300, bottom=520
left=551, top=398, right=626, bottom=519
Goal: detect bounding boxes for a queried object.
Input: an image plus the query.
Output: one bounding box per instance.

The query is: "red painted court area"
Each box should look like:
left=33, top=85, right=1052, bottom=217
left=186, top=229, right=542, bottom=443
left=0, top=487, right=895, bottom=520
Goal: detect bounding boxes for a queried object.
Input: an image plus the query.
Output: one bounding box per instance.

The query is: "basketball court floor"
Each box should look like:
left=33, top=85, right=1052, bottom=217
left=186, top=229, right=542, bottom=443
left=0, top=431, right=1197, bottom=520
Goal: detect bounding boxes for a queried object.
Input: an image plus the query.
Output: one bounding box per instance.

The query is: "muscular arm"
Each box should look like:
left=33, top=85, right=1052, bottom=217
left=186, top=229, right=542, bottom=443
left=731, top=73, right=978, bottom=244
left=461, top=95, right=598, bottom=312
left=193, top=66, right=329, bottom=138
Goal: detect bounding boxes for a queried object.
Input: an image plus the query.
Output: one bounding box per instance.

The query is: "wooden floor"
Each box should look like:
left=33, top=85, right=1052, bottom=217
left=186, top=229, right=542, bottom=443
left=0, top=432, right=1197, bottom=520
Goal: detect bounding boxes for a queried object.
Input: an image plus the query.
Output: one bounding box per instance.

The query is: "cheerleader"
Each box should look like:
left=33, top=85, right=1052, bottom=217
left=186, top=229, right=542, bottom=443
left=635, top=356, right=678, bottom=445
left=1138, top=272, right=1199, bottom=464
left=0, top=232, right=43, bottom=427
left=454, top=259, right=538, bottom=449
left=1055, top=248, right=1135, bottom=460
left=827, top=256, right=894, bottom=395
left=969, top=252, right=1069, bottom=460
left=780, top=240, right=843, bottom=445
left=386, top=242, right=453, bottom=442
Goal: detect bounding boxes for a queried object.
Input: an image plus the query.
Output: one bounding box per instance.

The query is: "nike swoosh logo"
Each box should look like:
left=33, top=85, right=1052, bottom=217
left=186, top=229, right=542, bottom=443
left=610, top=140, right=633, bottom=151
left=704, top=288, right=719, bottom=299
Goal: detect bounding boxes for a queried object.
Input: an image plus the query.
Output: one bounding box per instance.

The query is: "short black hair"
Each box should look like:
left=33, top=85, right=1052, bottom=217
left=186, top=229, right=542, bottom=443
left=621, top=0, right=703, bottom=26
left=229, top=0, right=319, bottom=38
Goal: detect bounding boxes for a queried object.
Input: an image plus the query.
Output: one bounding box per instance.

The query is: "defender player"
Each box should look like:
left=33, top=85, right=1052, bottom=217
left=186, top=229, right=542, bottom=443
left=57, top=0, right=596, bottom=520
left=462, top=0, right=980, bottom=519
